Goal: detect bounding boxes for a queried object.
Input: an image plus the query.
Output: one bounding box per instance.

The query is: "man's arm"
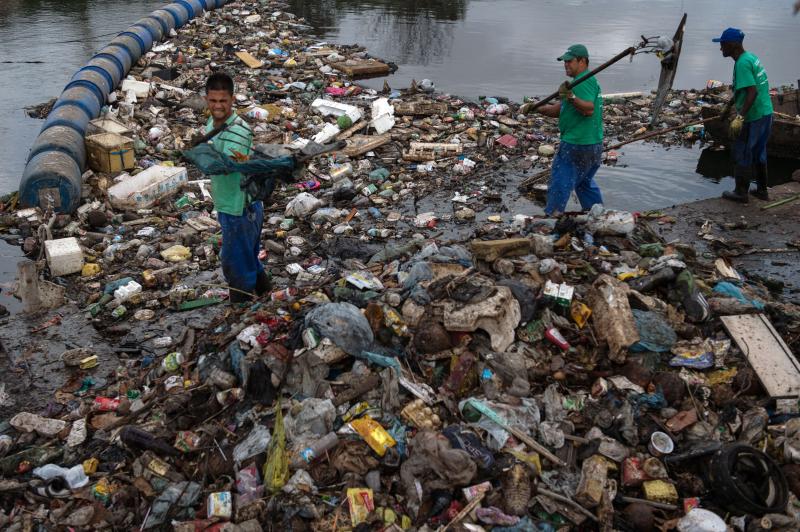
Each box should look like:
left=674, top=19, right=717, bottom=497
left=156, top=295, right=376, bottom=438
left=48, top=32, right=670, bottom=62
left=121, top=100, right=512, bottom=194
left=570, top=96, right=594, bottom=117
left=536, top=103, right=561, bottom=118
left=739, top=86, right=757, bottom=118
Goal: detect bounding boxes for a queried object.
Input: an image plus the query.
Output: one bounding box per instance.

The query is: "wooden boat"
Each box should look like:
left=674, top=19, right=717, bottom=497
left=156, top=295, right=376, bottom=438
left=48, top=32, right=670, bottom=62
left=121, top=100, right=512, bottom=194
left=650, top=13, right=687, bottom=127
left=701, top=88, right=800, bottom=160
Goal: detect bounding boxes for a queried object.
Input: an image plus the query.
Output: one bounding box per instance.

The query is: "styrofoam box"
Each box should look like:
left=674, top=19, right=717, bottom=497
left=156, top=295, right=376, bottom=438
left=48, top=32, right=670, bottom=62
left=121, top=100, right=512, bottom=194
left=44, top=237, right=84, bottom=276
left=120, top=79, right=152, bottom=99
left=108, top=165, right=188, bottom=210
left=310, top=98, right=362, bottom=123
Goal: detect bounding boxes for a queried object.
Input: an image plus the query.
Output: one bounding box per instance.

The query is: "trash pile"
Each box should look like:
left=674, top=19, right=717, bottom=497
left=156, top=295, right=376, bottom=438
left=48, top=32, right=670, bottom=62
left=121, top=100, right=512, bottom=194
left=1, top=1, right=799, bottom=531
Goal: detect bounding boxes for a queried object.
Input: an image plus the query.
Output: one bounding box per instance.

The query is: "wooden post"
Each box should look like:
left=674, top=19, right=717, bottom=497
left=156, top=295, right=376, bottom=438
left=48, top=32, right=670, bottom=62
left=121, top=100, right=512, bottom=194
left=17, top=260, right=43, bottom=313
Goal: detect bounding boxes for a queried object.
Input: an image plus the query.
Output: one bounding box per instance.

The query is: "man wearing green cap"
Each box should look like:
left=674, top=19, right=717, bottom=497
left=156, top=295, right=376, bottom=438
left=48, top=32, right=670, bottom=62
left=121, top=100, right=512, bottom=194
left=521, top=44, right=604, bottom=216
left=713, top=27, right=773, bottom=202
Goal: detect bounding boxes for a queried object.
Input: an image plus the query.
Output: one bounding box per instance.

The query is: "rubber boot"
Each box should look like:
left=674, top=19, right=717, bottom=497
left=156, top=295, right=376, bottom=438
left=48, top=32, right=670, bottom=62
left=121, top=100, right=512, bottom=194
left=721, top=167, right=749, bottom=203
left=751, top=163, right=769, bottom=201
left=229, top=288, right=253, bottom=305
left=255, top=271, right=272, bottom=296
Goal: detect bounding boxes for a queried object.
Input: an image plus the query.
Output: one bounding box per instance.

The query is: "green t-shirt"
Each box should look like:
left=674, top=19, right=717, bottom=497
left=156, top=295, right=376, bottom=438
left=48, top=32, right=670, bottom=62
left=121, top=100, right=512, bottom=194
left=205, top=113, right=253, bottom=216
left=559, top=71, right=603, bottom=145
left=733, top=51, right=773, bottom=123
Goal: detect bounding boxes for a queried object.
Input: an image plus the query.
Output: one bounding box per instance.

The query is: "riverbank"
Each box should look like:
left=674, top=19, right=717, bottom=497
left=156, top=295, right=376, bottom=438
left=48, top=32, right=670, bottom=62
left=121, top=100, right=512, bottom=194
left=0, top=1, right=799, bottom=530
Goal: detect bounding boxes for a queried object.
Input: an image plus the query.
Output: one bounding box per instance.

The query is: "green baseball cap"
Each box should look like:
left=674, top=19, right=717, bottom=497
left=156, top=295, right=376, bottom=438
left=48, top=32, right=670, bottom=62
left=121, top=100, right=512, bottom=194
left=557, top=44, right=589, bottom=61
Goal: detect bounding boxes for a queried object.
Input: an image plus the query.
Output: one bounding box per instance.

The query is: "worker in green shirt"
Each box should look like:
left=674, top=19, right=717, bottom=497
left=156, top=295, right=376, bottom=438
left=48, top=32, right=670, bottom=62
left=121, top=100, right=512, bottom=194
left=713, top=27, right=774, bottom=202
left=521, top=44, right=604, bottom=216
left=204, top=73, right=272, bottom=303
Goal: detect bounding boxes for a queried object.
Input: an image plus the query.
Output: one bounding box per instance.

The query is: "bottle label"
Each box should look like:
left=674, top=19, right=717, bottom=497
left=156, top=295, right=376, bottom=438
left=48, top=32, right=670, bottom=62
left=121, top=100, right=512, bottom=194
left=300, top=447, right=315, bottom=463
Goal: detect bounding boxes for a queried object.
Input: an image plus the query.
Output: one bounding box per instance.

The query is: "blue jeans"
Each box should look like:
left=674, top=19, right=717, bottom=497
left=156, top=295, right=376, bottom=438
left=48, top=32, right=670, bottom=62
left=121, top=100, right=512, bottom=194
left=217, top=201, right=264, bottom=293
left=546, top=141, right=603, bottom=215
left=733, top=114, right=772, bottom=167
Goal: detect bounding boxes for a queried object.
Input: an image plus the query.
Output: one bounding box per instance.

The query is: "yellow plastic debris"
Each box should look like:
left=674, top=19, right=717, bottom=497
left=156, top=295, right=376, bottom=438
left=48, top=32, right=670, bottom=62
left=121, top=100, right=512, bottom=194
left=81, top=263, right=101, bottom=277
left=160, top=245, right=191, bottom=262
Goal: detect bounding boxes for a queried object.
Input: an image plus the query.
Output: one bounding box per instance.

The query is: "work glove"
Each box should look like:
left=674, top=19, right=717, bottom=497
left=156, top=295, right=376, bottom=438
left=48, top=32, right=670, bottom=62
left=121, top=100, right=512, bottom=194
left=519, top=102, right=533, bottom=115
left=558, top=81, right=573, bottom=101
left=729, top=114, right=744, bottom=139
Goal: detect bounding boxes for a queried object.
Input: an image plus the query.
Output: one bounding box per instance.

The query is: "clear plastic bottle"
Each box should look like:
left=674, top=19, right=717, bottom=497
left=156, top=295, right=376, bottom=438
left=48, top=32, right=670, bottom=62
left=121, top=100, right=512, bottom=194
left=291, top=432, right=340, bottom=469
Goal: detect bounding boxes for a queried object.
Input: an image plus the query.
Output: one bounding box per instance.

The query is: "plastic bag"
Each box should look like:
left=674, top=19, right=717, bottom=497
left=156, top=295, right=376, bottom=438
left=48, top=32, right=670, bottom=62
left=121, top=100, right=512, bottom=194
left=630, top=309, right=677, bottom=352
left=285, top=192, right=323, bottom=218
left=235, top=464, right=263, bottom=506
left=305, top=302, right=374, bottom=356
left=586, top=204, right=635, bottom=235
left=263, top=401, right=289, bottom=493
left=233, top=424, right=271, bottom=464
left=32, top=463, right=89, bottom=489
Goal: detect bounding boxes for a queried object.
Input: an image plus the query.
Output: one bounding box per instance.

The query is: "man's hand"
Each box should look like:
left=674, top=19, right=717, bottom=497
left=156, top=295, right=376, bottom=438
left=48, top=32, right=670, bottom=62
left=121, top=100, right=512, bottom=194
left=230, top=150, right=250, bottom=162
left=729, top=114, right=744, bottom=138
left=519, top=102, right=533, bottom=115
left=558, top=81, right=573, bottom=101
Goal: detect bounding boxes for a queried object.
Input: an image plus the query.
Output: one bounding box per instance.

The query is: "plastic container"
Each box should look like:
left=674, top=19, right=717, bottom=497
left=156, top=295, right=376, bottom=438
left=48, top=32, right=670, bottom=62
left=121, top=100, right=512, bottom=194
left=108, top=165, right=188, bottom=210
left=86, top=132, right=135, bottom=173
left=648, top=431, right=674, bottom=457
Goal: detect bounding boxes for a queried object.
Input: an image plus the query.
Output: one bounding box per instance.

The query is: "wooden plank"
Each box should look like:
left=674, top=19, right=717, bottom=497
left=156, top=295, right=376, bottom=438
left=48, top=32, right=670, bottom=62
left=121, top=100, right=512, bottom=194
left=650, top=13, right=687, bottom=127
left=721, top=313, right=800, bottom=398
left=342, top=134, right=391, bottom=157
left=329, top=59, right=390, bottom=79
left=403, top=142, right=462, bottom=162
left=235, top=51, right=263, bottom=69
left=393, top=100, right=448, bottom=116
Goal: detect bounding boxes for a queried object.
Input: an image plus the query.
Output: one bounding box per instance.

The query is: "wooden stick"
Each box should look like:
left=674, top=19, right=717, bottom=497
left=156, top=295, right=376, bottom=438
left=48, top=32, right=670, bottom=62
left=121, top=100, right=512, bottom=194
left=761, top=193, right=800, bottom=210
left=618, top=495, right=678, bottom=511
left=538, top=487, right=599, bottom=522
left=518, top=116, right=720, bottom=191
left=439, top=492, right=485, bottom=531
left=524, top=46, right=637, bottom=114
left=504, top=424, right=567, bottom=467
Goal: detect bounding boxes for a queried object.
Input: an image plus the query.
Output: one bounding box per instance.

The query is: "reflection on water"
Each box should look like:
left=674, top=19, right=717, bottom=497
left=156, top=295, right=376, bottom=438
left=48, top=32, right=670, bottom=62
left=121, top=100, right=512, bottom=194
left=290, top=0, right=466, bottom=65
left=290, top=0, right=800, bottom=99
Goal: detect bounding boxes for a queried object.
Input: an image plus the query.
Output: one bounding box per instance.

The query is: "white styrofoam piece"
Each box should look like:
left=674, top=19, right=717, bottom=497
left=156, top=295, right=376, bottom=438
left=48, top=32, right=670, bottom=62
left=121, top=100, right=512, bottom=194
left=44, top=237, right=84, bottom=277
left=370, top=98, right=395, bottom=134
left=312, top=123, right=341, bottom=144
left=311, top=99, right=362, bottom=123
left=121, top=79, right=152, bottom=98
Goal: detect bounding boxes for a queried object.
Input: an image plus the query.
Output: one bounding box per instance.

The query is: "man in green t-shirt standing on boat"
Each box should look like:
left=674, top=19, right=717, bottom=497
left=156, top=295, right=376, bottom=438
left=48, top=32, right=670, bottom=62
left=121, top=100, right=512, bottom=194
left=521, top=44, right=604, bottom=216
left=713, top=27, right=774, bottom=203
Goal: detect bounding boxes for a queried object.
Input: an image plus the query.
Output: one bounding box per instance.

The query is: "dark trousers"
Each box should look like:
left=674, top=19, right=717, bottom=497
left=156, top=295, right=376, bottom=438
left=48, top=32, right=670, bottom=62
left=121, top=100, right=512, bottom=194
left=218, top=201, right=264, bottom=293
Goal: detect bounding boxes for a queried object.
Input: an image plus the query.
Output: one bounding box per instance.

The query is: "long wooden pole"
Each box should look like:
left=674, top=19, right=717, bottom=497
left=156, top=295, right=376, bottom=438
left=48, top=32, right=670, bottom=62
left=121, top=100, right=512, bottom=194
left=518, top=116, right=721, bottom=190
left=523, top=46, right=637, bottom=114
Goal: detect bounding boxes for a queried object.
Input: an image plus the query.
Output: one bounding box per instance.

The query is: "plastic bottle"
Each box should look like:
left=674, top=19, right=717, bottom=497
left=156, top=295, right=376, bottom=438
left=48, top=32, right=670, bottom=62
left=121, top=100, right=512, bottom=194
left=120, top=426, right=180, bottom=457
left=291, top=432, right=340, bottom=469
left=161, top=352, right=184, bottom=373
left=329, top=162, right=353, bottom=181
left=545, top=327, right=570, bottom=350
